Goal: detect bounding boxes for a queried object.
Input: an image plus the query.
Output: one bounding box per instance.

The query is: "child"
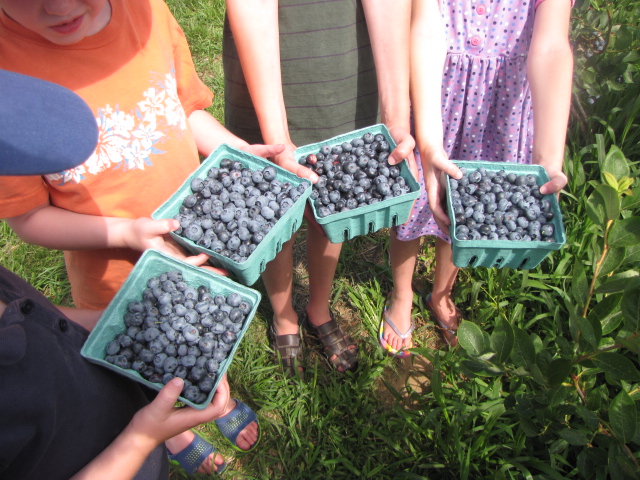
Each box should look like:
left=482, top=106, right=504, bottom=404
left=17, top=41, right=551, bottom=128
left=223, top=0, right=416, bottom=374
left=0, top=0, right=265, bottom=469
left=0, top=70, right=230, bottom=479
left=384, top=0, right=573, bottom=349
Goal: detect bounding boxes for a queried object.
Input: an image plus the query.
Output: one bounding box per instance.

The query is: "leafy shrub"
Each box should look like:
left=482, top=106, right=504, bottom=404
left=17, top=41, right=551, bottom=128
left=396, top=2, right=640, bottom=478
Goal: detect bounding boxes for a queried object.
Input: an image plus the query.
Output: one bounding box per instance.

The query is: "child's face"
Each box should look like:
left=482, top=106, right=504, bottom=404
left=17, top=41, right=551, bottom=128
left=0, top=0, right=111, bottom=45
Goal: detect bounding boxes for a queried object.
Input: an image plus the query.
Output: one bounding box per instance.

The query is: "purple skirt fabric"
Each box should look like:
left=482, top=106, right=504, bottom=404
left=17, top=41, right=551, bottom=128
left=397, top=0, right=538, bottom=241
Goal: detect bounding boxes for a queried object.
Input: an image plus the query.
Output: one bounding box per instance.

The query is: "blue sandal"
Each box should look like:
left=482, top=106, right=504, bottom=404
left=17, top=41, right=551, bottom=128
left=215, top=399, right=261, bottom=452
left=168, top=432, right=226, bottom=475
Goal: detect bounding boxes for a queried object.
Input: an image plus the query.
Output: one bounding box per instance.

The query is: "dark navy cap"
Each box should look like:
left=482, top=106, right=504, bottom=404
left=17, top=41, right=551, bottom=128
left=0, top=70, right=98, bottom=176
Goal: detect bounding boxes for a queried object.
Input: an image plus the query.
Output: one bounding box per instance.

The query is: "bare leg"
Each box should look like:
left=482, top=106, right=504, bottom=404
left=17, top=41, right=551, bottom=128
left=384, top=232, right=421, bottom=351
left=304, top=224, right=357, bottom=371
left=261, top=234, right=299, bottom=336
left=305, top=231, right=342, bottom=327
left=429, top=237, right=460, bottom=341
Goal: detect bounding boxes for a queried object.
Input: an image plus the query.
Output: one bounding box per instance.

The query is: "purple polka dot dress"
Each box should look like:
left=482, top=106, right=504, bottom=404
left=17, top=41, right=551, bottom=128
left=397, top=0, right=540, bottom=242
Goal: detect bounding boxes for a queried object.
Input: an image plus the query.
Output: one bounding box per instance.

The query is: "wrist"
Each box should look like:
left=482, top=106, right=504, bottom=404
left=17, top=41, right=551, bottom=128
left=105, top=218, right=134, bottom=250
left=261, top=129, right=293, bottom=149
left=380, top=111, right=410, bottom=133
left=120, top=421, right=160, bottom=456
left=418, top=142, right=445, bottom=159
left=532, top=151, right=564, bottom=172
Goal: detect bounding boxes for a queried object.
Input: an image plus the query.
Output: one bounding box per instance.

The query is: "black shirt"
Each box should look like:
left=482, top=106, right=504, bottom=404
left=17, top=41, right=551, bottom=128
left=0, top=266, right=168, bottom=480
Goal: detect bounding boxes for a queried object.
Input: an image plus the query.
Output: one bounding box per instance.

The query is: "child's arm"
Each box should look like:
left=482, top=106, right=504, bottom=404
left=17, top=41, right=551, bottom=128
left=70, top=375, right=230, bottom=480
left=57, top=306, right=103, bottom=331
left=410, top=0, right=461, bottom=233
left=188, top=109, right=286, bottom=160
left=5, top=205, right=213, bottom=268
left=362, top=0, right=416, bottom=173
left=528, top=0, right=573, bottom=195
left=224, top=0, right=317, bottom=183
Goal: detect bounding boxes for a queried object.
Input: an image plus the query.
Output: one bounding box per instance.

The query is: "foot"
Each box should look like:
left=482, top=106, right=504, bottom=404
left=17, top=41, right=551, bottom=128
left=271, top=320, right=304, bottom=378
left=426, top=293, right=461, bottom=346
left=221, top=399, right=259, bottom=451
left=382, top=291, right=414, bottom=353
left=305, top=305, right=358, bottom=373
left=165, top=431, right=225, bottom=475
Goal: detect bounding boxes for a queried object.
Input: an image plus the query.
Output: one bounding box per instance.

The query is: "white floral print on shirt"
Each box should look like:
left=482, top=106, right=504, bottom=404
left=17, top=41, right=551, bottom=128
left=46, top=70, right=187, bottom=185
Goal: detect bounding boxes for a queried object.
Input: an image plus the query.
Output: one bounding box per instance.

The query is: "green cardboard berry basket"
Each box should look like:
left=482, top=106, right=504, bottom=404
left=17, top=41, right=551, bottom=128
left=295, top=124, right=420, bottom=244
left=152, top=144, right=311, bottom=286
left=446, top=160, right=566, bottom=269
left=81, top=249, right=261, bottom=410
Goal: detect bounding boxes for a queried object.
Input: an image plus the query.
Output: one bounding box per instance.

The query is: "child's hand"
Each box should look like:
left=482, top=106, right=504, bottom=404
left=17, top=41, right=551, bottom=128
left=268, top=141, right=320, bottom=184
left=241, top=142, right=318, bottom=183
left=422, top=146, right=462, bottom=235
left=125, top=218, right=228, bottom=275
left=128, top=374, right=231, bottom=447
left=240, top=142, right=286, bottom=160
left=539, top=166, right=567, bottom=197
left=386, top=126, right=418, bottom=180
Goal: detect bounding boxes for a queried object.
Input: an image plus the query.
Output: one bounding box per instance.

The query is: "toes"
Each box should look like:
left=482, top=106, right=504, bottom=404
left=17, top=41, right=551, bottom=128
left=213, top=453, right=226, bottom=472
left=197, top=452, right=225, bottom=474
left=236, top=421, right=259, bottom=450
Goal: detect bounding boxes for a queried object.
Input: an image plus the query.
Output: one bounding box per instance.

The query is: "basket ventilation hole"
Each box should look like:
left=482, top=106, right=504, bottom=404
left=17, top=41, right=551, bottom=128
left=291, top=221, right=298, bottom=235
left=518, top=258, right=530, bottom=269
left=343, top=229, right=350, bottom=242
left=494, top=258, right=504, bottom=267
left=469, top=256, right=478, bottom=267
left=276, top=241, right=282, bottom=251
left=391, top=214, right=399, bottom=227
left=260, top=261, right=266, bottom=272
left=368, top=222, right=375, bottom=234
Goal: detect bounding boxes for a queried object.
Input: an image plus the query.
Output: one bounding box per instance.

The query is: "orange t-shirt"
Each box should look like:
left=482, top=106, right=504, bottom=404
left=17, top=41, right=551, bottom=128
left=0, top=0, right=213, bottom=309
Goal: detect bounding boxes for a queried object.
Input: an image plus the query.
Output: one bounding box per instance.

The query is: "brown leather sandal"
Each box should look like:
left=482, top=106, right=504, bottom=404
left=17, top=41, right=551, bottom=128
left=269, top=324, right=304, bottom=378
left=305, top=311, right=359, bottom=373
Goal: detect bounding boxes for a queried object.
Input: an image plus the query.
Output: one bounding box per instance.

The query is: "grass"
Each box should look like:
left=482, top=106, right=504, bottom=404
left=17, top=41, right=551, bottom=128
left=2, top=0, right=639, bottom=478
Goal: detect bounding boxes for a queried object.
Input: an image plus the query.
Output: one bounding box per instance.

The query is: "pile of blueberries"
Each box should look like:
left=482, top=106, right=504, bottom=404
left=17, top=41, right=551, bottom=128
left=104, top=270, right=253, bottom=404
left=173, top=158, right=308, bottom=263
left=449, top=167, right=558, bottom=242
left=298, top=132, right=412, bottom=218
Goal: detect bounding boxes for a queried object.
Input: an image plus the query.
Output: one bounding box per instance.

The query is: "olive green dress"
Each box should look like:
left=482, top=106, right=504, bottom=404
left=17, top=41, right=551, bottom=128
left=222, top=0, right=379, bottom=146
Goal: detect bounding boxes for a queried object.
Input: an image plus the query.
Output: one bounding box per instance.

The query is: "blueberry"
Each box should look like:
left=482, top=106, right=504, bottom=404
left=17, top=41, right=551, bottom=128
left=114, top=355, right=131, bottom=370
left=182, top=325, right=200, bottom=343
left=198, top=376, right=215, bottom=394
left=213, top=349, right=227, bottom=363
left=221, top=331, right=237, bottom=344
left=472, top=211, right=485, bottom=223
left=541, top=223, right=554, bottom=237
left=143, top=327, right=160, bottom=342
left=187, top=345, right=202, bottom=358
left=190, top=178, right=204, bottom=193
left=182, top=385, right=201, bottom=403
left=181, top=355, right=197, bottom=368
left=106, top=339, right=120, bottom=356
left=205, top=359, right=220, bottom=374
